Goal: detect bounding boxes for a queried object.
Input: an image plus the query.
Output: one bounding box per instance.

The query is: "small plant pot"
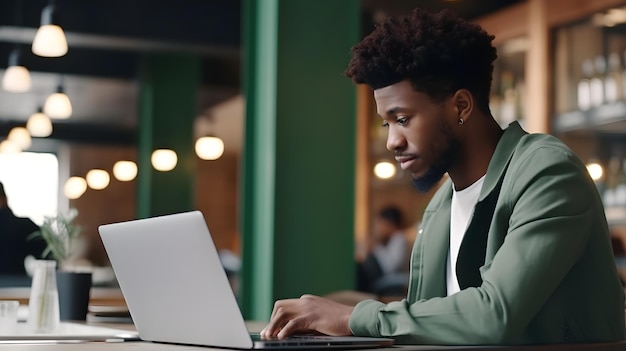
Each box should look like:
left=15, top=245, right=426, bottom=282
left=56, top=271, right=92, bottom=321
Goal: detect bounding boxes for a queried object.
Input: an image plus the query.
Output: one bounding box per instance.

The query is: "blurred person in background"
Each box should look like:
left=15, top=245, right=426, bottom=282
left=356, top=205, right=409, bottom=296
left=0, top=181, right=46, bottom=277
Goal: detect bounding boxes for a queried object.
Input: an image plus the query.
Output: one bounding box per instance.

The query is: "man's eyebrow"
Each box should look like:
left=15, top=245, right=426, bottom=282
left=382, top=106, right=411, bottom=117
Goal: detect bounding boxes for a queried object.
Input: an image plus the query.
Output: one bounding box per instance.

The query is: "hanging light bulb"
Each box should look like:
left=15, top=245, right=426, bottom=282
left=2, top=48, right=31, bottom=92
left=586, top=161, right=604, bottom=181
left=64, top=176, right=87, bottom=199
left=374, top=161, right=396, bottom=179
left=7, top=127, right=31, bottom=150
left=195, top=135, right=224, bottom=160
left=151, top=149, right=177, bottom=171
left=26, top=108, right=53, bottom=137
left=32, top=3, right=68, bottom=57
left=113, top=160, right=138, bottom=181
left=86, top=169, right=110, bottom=190
left=0, top=139, right=20, bottom=154
left=44, top=83, right=72, bottom=119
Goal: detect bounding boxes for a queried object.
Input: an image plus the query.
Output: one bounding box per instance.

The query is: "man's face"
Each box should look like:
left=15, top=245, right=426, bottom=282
left=374, top=80, right=458, bottom=192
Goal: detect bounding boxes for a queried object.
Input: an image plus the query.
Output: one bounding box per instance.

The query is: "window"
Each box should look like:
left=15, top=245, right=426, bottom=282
left=0, top=152, right=58, bottom=225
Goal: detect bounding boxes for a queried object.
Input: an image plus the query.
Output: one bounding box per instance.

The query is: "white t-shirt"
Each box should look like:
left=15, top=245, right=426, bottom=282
left=446, top=175, right=486, bottom=296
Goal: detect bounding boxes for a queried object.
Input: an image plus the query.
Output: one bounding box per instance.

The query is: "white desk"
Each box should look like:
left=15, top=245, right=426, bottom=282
left=0, top=321, right=625, bottom=351
left=1, top=288, right=625, bottom=351
left=1, top=342, right=626, bottom=351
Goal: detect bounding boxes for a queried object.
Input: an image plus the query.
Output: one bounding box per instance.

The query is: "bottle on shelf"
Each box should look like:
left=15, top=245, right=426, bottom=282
left=577, top=59, right=593, bottom=111
left=604, top=157, right=618, bottom=208
left=603, top=155, right=626, bottom=208
left=499, top=70, right=518, bottom=127
left=605, top=52, right=623, bottom=104
left=617, top=158, right=626, bottom=208
left=622, top=48, right=626, bottom=100
left=590, top=55, right=606, bottom=107
left=515, top=77, right=526, bottom=125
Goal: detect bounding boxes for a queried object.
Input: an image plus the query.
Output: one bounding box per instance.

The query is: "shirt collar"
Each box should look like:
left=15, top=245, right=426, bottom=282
left=478, top=121, right=527, bottom=201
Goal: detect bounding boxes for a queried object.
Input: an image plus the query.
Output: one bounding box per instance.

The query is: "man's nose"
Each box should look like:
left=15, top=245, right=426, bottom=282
left=386, top=127, right=406, bottom=152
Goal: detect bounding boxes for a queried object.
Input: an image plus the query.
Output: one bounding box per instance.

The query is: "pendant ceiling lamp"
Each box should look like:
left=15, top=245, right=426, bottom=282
left=194, top=113, right=225, bottom=160
left=86, top=169, right=110, bottom=190
left=26, top=107, right=53, bottom=137
left=0, top=139, right=20, bottom=155
left=2, top=48, right=31, bottom=92
left=32, top=1, right=68, bottom=57
left=3, top=0, right=31, bottom=92
left=195, top=135, right=224, bottom=160
left=7, top=126, right=31, bottom=150
left=151, top=149, right=178, bottom=172
left=113, top=161, right=138, bottom=181
left=64, top=176, right=87, bottom=199
left=44, top=77, right=72, bottom=119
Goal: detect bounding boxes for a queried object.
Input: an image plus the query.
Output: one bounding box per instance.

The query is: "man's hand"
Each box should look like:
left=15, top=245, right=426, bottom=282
left=259, top=294, right=355, bottom=339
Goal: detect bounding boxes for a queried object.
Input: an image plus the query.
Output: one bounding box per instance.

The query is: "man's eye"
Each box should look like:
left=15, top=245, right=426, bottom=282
left=381, top=121, right=389, bottom=128
left=397, top=117, right=408, bottom=126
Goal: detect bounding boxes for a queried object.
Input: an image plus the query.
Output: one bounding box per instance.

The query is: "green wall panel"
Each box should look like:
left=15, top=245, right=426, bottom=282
left=242, top=0, right=360, bottom=320
left=137, top=54, right=200, bottom=218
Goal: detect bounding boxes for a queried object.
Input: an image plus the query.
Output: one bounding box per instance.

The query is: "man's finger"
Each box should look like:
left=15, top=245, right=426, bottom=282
left=277, top=317, right=306, bottom=339
left=262, top=299, right=297, bottom=338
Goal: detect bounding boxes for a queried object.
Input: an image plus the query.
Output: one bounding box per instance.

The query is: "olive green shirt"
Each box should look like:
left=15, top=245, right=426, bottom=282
left=350, top=122, right=625, bottom=345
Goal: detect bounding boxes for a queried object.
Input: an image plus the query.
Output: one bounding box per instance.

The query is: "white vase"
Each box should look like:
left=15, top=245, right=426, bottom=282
left=27, top=260, right=60, bottom=333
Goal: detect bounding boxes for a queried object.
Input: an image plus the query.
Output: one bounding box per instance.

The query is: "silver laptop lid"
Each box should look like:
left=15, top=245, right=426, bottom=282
left=99, top=211, right=253, bottom=349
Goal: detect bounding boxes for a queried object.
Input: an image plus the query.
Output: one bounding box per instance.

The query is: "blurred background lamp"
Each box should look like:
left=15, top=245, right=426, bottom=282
left=32, top=3, right=68, bottom=57
left=64, top=176, right=87, bottom=199
left=8, top=127, right=31, bottom=150
left=0, top=139, right=20, bottom=154
left=2, top=49, right=31, bottom=92
left=113, top=160, right=138, bottom=181
left=195, top=136, right=224, bottom=160
left=26, top=109, right=53, bottom=137
left=44, top=85, right=72, bottom=118
left=586, top=161, right=604, bottom=181
left=374, top=161, right=396, bottom=179
left=151, top=149, right=177, bottom=171
left=86, top=169, right=110, bottom=190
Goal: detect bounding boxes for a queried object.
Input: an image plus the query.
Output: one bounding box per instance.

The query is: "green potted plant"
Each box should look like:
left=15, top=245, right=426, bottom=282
left=29, top=208, right=92, bottom=321
left=30, top=208, right=82, bottom=268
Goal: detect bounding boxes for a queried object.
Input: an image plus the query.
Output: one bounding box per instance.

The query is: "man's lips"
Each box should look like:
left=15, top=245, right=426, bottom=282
left=395, top=155, right=417, bottom=170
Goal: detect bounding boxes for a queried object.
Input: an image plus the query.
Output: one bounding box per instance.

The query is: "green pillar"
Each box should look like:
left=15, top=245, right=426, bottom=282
left=137, top=54, right=200, bottom=218
left=241, top=0, right=360, bottom=320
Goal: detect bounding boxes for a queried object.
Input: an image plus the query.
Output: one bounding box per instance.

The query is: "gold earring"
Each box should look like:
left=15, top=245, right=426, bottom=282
left=458, top=119, right=464, bottom=125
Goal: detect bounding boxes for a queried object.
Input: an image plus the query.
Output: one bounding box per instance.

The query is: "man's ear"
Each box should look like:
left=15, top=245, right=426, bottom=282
left=452, top=89, right=473, bottom=122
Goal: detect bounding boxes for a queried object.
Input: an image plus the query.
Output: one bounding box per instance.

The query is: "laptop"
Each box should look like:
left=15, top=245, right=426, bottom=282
left=98, top=210, right=394, bottom=349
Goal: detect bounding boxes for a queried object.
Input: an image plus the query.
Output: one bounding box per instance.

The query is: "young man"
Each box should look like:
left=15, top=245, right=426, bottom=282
left=260, top=8, right=625, bottom=345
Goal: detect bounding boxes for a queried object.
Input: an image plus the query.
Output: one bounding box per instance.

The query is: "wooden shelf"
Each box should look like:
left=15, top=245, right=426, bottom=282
left=553, top=102, right=626, bottom=134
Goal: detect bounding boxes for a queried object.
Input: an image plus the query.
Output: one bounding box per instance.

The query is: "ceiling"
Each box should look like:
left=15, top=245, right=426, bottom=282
left=0, top=0, right=243, bottom=149
left=0, top=0, right=523, bottom=149
left=361, top=0, right=524, bottom=21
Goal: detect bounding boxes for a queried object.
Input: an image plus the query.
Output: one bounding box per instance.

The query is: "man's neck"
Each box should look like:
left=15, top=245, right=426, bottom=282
left=448, top=116, right=503, bottom=191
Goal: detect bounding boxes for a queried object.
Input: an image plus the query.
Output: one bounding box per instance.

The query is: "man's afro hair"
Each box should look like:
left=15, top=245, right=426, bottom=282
left=345, top=8, right=498, bottom=111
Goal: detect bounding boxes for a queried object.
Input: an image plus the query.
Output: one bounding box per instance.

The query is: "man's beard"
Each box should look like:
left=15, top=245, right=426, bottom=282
left=411, top=127, right=457, bottom=193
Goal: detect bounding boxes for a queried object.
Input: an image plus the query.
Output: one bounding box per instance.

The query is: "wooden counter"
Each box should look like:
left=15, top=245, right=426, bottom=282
left=0, top=287, right=126, bottom=308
